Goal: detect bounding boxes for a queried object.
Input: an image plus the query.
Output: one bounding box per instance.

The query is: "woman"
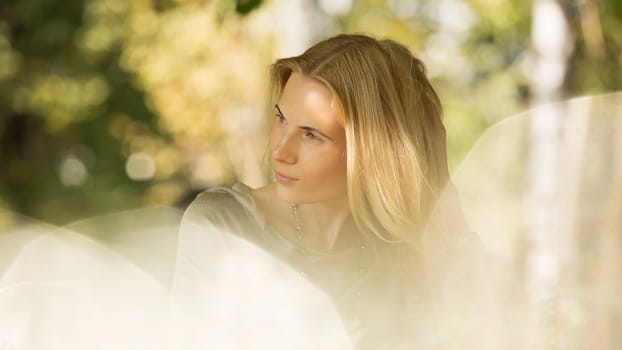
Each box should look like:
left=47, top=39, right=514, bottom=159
left=174, top=34, right=478, bottom=349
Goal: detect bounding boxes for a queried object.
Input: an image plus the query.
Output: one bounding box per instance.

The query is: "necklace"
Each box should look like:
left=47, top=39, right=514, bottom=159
left=288, top=203, right=370, bottom=297
left=289, top=204, right=305, bottom=250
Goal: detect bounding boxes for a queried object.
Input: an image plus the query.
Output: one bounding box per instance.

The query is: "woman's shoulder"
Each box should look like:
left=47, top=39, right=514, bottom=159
left=183, top=182, right=259, bottom=228
left=179, top=183, right=279, bottom=250
left=191, top=182, right=250, bottom=205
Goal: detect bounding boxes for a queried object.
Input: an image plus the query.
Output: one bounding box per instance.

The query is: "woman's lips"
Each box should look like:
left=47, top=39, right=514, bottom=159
left=274, top=171, right=299, bottom=184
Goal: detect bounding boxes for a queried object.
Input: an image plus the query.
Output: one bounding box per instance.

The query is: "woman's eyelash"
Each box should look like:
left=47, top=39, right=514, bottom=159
left=305, top=131, right=320, bottom=140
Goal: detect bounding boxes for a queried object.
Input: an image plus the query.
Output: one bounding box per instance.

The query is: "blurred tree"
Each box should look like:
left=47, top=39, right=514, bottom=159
left=1, top=0, right=154, bottom=223
left=0, top=0, right=273, bottom=224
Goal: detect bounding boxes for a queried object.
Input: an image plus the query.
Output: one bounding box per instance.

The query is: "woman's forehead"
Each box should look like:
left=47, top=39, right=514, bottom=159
left=279, top=73, right=343, bottom=129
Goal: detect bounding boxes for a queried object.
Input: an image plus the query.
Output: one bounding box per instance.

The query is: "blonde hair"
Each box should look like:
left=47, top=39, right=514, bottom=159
left=270, top=34, right=448, bottom=248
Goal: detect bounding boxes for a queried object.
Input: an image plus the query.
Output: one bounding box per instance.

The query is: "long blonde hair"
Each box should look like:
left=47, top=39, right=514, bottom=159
left=270, top=34, right=448, bottom=248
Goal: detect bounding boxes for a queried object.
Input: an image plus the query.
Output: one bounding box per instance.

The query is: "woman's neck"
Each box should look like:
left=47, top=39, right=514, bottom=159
left=293, top=196, right=352, bottom=252
left=253, top=184, right=357, bottom=253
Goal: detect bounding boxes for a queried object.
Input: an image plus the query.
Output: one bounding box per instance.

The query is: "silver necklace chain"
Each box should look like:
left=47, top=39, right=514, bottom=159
left=289, top=204, right=305, bottom=246
left=288, top=203, right=370, bottom=297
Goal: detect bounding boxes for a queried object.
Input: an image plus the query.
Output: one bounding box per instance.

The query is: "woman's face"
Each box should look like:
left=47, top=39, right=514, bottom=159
left=271, top=72, right=348, bottom=204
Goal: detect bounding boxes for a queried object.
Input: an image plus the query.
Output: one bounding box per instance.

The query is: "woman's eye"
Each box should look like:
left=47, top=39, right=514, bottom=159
left=305, top=131, right=320, bottom=141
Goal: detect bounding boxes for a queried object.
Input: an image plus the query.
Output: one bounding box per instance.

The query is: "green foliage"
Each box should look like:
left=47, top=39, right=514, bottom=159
left=236, top=0, right=263, bottom=15
left=0, top=0, right=273, bottom=224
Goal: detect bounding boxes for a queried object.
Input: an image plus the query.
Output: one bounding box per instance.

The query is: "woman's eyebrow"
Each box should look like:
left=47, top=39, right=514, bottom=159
left=275, top=104, right=334, bottom=142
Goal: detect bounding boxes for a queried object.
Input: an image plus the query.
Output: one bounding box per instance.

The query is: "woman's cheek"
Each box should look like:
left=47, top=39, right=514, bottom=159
left=270, top=125, right=282, bottom=146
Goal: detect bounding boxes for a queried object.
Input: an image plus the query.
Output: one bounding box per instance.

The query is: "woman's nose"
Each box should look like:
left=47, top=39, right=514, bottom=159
left=272, top=134, right=297, bottom=164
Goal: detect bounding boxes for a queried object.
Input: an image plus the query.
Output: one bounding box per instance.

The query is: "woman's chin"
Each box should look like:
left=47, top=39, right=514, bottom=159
left=274, top=184, right=302, bottom=204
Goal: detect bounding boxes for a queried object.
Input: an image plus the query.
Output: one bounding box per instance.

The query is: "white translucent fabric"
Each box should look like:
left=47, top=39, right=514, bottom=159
left=434, top=92, right=622, bottom=349
left=0, top=208, right=351, bottom=349
left=0, top=209, right=178, bottom=349
left=170, top=213, right=352, bottom=350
